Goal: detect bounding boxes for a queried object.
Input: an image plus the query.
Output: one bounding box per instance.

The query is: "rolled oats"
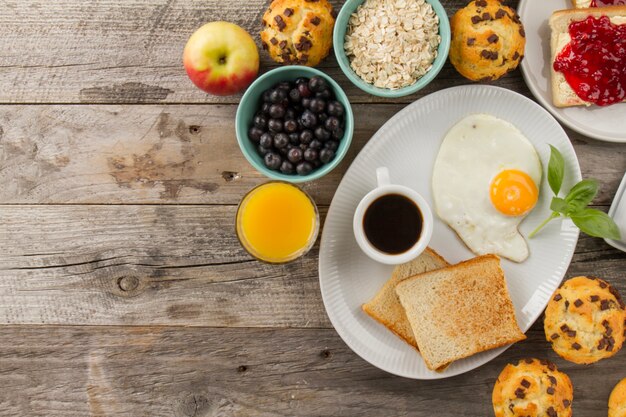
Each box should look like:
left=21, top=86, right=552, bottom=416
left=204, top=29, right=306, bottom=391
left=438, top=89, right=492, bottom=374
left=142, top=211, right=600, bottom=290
left=344, top=0, right=441, bottom=90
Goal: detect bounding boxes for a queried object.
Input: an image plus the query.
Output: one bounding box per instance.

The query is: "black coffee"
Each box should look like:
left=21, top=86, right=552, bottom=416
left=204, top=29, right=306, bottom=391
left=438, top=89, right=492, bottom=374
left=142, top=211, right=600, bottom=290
left=363, top=194, right=422, bottom=255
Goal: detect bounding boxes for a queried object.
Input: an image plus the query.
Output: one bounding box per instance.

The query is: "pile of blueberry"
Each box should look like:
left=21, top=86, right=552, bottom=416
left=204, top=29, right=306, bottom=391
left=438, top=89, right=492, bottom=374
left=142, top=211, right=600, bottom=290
left=248, top=76, right=346, bottom=176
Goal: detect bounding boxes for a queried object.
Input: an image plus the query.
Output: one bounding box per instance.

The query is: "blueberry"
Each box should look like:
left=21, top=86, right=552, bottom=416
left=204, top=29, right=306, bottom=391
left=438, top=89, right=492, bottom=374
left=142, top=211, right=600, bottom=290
left=269, top=88, right=287, bottom=104
left=332, top=127, right=344, bottom=140
left=259, top=132, right=273, bottom=148
left=284, top=108, right=296, bottom=120
left=299, top=143, right=308, bottom=151
left=315, top=89, right=332, bottom=100
left=324, top=140, right=339, bottom=151
left=320, top=148, right=335, bottom=163
left=269, top=104, right=286, bottom=119
left=302, top=97, right=312, bottom=109
left=324, top=116, right=341, bottom=132
left=248, top=126, right=264, bottom=142
left=273, top=133, right=289, bottom=149
left=327, top=101, right=345, bottom=117
left=295, top=77, right=309, bottom=86
left=278, top=146, right=290, bottom=156
left=304, top=148, right=318, bottom=162
left=276, top=81, right=292, bottom=91
left=289, top=88, right=301, bottom=103
left=289, top=132, right=300, bottom=145
left=309, top=98, right=326, bottom=113
left=308, top=76, right=328, bottom=93
left=298, top=83, right=312, bottom=98
left=280, top=160, right=295, bottom=174
left=261, top=102, right=271, bottom=115
left=312, top=159, right=322, bottom=168
left=253, top=114, right=268, bottom=129
left=258, top=145, right=271, bottom=156
left=300, top=110, right=317, bottom=129
left=309, top=139, right=322, bottom=150
left=296, top=161, right=314, bottom=175
left=284, top=119, right=298, bottom=133
left=287, top=147, right=303, bottom=163
left=317, top=113, right=328, bottom=124
left=264, top=152, right=282, bottom=170
left=299, top=129, right=314, bottom=144
left=314, top=126, right=331, bottom=141
left=262, top=90, right=272, bottom=103
left=268, top=118, right=283, bottom=133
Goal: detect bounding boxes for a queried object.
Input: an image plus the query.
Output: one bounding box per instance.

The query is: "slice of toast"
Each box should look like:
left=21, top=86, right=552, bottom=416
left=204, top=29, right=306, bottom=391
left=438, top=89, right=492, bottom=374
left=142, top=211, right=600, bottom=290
left=550, top=6, right=626, bottom=107
left=362, top=248, right=449, bottom=350
left=572, top=0, right=626, bottom=7
left=395, top=254, right=526, bottom=371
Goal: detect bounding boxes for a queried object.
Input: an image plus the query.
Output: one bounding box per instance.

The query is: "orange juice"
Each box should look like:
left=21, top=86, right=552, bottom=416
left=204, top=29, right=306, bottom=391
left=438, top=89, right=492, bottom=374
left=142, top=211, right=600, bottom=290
left=236, top=182, right=319, bottom=263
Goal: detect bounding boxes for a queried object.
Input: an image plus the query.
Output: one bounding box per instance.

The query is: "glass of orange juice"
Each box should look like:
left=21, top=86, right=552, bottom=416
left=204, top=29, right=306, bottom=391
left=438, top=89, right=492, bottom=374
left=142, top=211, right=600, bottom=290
left=236, top=181, right=319, bottom=263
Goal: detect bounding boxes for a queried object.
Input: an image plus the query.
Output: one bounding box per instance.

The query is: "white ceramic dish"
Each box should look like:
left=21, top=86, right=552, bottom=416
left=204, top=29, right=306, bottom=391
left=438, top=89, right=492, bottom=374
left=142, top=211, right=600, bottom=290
left=605, top=172, right=626, bottom=252
left=318, top=85, right=581, bottom=379
left=518, top=0, right=626, bottom=142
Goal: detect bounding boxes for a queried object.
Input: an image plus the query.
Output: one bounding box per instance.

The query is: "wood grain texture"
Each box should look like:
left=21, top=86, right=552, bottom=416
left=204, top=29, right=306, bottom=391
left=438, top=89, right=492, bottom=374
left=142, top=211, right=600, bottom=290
left=0, top=0, right=519, bottom=105
left=0, top=324, right=624, bottom=417
left=0, top=204, right=623, bottom=327
left=1, top=104, right=624, bottom=205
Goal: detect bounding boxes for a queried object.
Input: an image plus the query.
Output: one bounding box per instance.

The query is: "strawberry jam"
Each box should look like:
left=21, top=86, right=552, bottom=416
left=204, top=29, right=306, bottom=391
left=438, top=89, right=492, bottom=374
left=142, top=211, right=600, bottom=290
left=590, top=0, right=626, bottom=7
left=553, top=16, right=626, bottom=106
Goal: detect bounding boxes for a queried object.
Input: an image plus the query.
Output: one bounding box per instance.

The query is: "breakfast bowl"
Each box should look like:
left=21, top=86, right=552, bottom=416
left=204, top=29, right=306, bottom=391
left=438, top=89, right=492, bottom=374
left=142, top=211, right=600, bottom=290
left=333, top=0, right=451, bottom=98
left=236, top=66, right=354, bottom=183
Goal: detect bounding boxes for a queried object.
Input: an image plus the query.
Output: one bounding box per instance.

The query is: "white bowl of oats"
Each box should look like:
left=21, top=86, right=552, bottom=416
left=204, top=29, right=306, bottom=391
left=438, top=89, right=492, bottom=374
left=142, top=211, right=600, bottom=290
left=334, top=0, right=450, bottom=98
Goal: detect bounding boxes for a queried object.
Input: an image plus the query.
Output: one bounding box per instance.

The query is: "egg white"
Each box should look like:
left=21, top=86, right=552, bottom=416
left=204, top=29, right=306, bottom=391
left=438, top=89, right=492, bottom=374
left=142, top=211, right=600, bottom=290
left=432, top=114, right=542, bottom=262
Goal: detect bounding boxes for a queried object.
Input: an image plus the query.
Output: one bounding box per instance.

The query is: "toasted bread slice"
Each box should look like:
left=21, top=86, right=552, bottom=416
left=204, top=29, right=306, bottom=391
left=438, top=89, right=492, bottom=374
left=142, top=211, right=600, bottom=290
left=362, top=248, right=449, bottom=350
left=550, top=6, right=626, bottom=107
left=395, top=254, right=526, bottom=371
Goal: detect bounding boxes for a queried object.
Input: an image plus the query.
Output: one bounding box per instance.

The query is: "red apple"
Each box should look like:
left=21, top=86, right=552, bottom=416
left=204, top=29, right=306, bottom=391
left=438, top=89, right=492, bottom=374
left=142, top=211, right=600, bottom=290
left=183, top=21, right=259, bottom=96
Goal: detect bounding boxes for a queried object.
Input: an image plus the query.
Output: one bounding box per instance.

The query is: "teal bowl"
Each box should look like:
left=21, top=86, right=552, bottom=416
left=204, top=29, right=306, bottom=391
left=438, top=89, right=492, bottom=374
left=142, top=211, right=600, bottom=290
left=236, top=66, right=354, bottom=183
left=333, top=0, right=451, bottom=98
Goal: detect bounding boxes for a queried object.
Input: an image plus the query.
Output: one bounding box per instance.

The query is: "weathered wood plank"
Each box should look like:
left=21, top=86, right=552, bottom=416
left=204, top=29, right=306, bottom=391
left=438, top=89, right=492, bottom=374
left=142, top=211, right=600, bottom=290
left=0, top=205, right=623, bottom=326
left=0, top=324, right=623, bottom=416
left=1, top=105, right=623, bottom=205
left=0, top=0, right=520, bottom=104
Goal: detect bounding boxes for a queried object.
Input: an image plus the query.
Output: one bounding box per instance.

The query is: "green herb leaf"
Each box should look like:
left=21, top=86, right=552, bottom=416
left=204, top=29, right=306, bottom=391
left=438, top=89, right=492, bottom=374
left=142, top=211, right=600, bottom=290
left=570, top=208, right=621, bottom=240
left=565, top=179, right=598, bottom=214
left=547, top=145, right=565, bottom=196
left=550, top=197, right=568, bottom=214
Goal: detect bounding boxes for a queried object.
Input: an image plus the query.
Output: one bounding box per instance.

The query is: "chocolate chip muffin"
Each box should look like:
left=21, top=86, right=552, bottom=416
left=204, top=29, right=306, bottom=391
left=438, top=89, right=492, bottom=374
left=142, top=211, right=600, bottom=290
left=544, top=276, right=626, bottom=365
left=449, top=0, right=526, bottom=81
left=260, top=0, right=336, bottom=67
left=492, top=358, right=573, bottom=417
left=610, top=378, right=626, bottom=417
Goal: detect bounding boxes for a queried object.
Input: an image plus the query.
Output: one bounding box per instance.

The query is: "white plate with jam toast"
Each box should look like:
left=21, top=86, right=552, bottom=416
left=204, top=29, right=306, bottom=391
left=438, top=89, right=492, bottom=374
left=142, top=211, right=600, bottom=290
left=318, top=85, right=581, bottom=379
left=518, top=0, right=626, bottom=142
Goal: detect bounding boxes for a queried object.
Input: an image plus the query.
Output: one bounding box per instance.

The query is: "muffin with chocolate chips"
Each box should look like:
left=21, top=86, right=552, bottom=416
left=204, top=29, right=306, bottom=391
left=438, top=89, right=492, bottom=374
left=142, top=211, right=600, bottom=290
left=449, top=0, right=526, bottom=81
left=610, top=377, right=626, bottom=417
left=493, top=358, right=573, bottom=417
left=544, top=276, right=625, bottom=365
left=260, top=0, right=336, bottom=67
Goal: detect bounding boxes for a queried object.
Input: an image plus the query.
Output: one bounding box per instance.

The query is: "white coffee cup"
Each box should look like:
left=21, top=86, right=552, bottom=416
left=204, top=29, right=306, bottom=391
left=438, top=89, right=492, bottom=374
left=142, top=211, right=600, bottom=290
left=353, top=167, right=433, bottom=265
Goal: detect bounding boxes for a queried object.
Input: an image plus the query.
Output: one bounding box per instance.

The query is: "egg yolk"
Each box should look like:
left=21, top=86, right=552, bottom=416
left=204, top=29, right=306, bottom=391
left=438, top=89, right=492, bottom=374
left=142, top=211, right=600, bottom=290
left=490, top=169, right=539, bottom=216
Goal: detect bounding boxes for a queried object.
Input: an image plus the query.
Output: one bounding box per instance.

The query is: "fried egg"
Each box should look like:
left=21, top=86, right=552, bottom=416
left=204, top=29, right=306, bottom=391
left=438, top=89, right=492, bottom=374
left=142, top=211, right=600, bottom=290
left=432, top=114, right=542, bottom=262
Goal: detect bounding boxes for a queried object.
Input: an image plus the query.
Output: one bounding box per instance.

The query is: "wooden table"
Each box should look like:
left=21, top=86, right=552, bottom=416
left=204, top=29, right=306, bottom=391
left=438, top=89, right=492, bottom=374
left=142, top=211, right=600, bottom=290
left=0, top=1, right=624, bottom=415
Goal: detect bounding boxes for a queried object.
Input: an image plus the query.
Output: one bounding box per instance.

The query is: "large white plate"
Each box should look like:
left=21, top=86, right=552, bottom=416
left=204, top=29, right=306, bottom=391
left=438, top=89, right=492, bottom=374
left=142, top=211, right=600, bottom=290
left=518, top=0, right=626, bottom=142
left=318, top=85, right=581, bottom=379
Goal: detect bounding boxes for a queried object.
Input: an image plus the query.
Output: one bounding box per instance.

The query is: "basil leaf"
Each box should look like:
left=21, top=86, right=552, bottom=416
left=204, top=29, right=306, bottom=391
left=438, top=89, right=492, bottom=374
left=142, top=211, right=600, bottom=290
left=550, top=197, right=568, bottom=214
left=570, top=208, right=621, bottom=240
left=547, top=145, right=565, bottom=196
left=565, top=179, right=598, bottom=214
